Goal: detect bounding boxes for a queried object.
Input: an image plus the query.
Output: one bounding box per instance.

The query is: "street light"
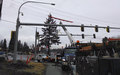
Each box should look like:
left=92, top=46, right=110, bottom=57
left=13, top=1, right=55, bottom=63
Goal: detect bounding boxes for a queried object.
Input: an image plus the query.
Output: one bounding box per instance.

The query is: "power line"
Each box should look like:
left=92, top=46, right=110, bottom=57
left=1, top=19, right=16, bottom=24
left=22, top=1, right=120, bottom=25
left=11, top=1, right=98, bottom=24
left=10, top=0, right=120, bottom=26
left=10, top=1, right=94, bottom=21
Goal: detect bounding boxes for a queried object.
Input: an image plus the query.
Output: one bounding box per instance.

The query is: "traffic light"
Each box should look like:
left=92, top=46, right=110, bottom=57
left=106, top=26, right=110, bottom=33
left=76, top=40, right=82, bottom=49
left=95, top=25, right=98, bottom=32
left=76, top=40, right=80, bottom=43
left=81, top=24, right=84, bottom=32
left=76, top=40, right=80, bottom=46
left=82, top=34, right=84, bottom=39
left=93, top=34, right=96, bottom=38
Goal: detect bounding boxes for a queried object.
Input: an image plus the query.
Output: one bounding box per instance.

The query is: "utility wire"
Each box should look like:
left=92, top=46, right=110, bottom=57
left=10, top=0, right=101, bottom=23
left=12, top=0, right=118, bottom=25
left=25, top=2, right=120, bottom=25
left=12, top=0, right=120, bottom=26
left=1, top=19, right=16, bottom=24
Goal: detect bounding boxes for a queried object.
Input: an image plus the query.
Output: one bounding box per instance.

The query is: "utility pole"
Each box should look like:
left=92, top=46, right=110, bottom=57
left=47, top=26, right=51, bottom=56
left=47, top=42, right=50, bottom=55
left=35, top=28, right=37, bottom=59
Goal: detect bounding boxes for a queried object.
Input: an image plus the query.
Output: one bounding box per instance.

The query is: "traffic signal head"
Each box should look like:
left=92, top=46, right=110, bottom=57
left=106, top=26, right=110, bottom=33
left=93, top=34, right=96, bottom=38
left=82, top=34, right=84, bottom=39
left=81, top=24, right=84, bottom=32
left=76, top=40, right=80, bottom=46
left=95, top=25, right=98, bottom=32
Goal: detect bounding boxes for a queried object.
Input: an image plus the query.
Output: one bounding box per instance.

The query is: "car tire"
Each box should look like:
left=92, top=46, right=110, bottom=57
left=37, top=60, right=40, bottom=62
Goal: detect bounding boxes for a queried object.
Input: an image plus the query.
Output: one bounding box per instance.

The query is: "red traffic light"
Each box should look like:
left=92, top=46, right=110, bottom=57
left=76, top=40, right=80, bottom=43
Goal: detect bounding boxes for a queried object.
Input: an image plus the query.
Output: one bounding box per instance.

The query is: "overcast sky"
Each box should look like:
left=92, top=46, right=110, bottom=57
left=1, top=0, right=120, bottom=48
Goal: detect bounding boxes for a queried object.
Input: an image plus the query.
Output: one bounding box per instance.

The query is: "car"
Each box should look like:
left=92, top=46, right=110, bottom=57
left=36, top=54, right=43, bottom=62
left=36, top=54, right=50, bottom=62
left=0, top=51, right=6, bottom=61
left=7, top=52, right=13, bottom=57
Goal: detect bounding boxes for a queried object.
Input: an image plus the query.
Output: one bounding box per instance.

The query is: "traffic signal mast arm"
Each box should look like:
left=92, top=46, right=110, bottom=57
left=20, top=23, right=120, bottom=29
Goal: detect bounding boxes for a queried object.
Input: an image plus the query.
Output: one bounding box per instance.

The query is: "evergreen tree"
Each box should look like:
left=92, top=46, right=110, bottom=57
left=40, top=14, right=60, bottom=55
left=0, top=39, right=7, bottom=51
left=9, top=31, right=16, bottom=52
left=18, top=40, right=23, bottom=52
left=23, top=42, right=29, bottom=53
left=3, top=39, right=7, bottom=50
left=0, top=40, right=3, bottom=50
left=0, top=40, right=3, bottom=47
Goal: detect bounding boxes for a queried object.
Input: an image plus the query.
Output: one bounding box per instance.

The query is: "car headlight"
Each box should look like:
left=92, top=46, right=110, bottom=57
left=63, top=62, right=68, bottom=65
left=62, top=59, right=65, bottom=61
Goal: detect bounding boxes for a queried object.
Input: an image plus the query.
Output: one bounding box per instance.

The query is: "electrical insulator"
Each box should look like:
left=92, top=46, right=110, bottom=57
left=82, top=34, right=84, bottom=39
left=95, top=25, right=98, bottom=32
left=93, top=34, right=96, bottom=38
left=106, top=26, right=110, bottom=33
left=81, top=24, right=84, bottom=32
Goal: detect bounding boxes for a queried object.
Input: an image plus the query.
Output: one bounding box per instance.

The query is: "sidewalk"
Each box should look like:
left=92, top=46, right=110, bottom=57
left=45, top=63, right=70, bottom=75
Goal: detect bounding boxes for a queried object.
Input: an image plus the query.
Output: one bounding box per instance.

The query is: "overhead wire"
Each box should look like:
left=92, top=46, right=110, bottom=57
left=12, top=0, right=118, bottom=26
left=12, top=0, right=120, bottom=26
left=10, top=1, right=96, bottom=24
left=25, top=2, right=120, bottom=25
left=0, top=19, right=16, bottom=24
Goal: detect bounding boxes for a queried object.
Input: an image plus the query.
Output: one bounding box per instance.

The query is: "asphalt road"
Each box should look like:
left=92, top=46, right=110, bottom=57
left=7, top=54, right=73, bottom=75
left=45, top=63, right=72, bottom=75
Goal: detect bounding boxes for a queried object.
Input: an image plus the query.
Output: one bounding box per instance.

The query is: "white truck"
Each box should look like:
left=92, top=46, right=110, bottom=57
left=36, top=54, right=50, bottom=62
